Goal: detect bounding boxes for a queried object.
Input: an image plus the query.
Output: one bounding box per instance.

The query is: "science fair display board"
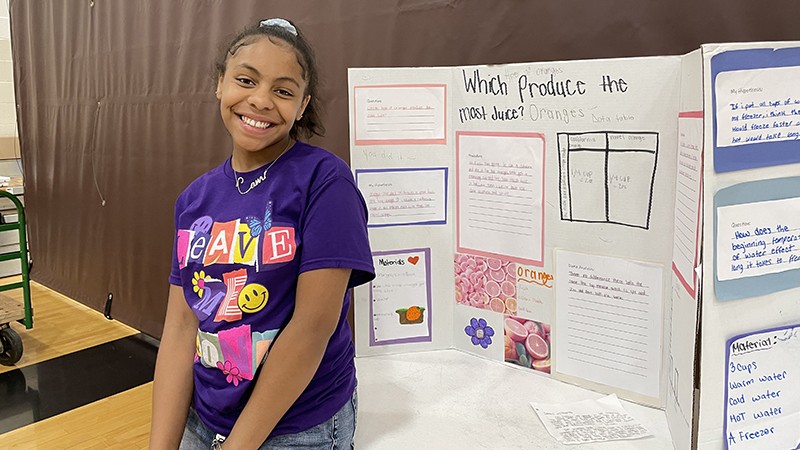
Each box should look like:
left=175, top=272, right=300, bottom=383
left=348, top=41, right=800, bottom=450
left=696, top=42, right=800, bottom=450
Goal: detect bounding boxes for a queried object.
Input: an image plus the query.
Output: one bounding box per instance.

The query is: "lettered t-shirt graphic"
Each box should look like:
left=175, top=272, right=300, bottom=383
left=169, top=142, right=375, bottom=437
left=175, top=198, right=297, bottom=385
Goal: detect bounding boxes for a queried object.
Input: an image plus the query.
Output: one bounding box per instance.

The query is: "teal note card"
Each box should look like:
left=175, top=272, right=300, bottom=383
left=714, top=177, right=800, bottom=301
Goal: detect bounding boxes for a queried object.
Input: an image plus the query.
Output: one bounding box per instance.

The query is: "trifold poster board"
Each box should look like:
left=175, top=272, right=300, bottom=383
left=697, top=43, right=800, bottom=450
left=348, top=41, right=800, bottom=450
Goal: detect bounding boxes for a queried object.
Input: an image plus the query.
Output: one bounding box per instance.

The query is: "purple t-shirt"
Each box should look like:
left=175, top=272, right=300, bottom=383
left=169, top=141, right=374, bottom=437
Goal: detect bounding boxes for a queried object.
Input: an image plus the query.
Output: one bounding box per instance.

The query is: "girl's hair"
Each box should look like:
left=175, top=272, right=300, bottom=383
left=214, top=19, right=324, bottom=140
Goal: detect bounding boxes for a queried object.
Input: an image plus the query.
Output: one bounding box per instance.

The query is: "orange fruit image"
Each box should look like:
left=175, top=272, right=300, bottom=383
left=406, top=306, right=422, bottom=321
left=504, top=297, right=517, bottom=315
left=532, top=358, right=551, bottom=373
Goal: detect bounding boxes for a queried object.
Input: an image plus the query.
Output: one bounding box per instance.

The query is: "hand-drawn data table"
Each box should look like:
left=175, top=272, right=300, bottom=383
left=558, top=132, right=659, bottom=229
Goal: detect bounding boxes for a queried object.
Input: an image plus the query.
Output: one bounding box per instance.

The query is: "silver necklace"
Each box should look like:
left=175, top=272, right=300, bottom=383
left=233, top=140, right=293, bottom=195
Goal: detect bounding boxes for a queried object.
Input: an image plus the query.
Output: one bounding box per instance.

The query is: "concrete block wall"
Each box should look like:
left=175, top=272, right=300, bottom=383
left=0, top=2, right=19, bottom=160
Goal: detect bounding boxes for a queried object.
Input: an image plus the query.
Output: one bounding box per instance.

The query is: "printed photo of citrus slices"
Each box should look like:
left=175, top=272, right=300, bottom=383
left=531, top=358, right=551, bottom=374
left=502, top=315, right=551, bottom=373
left=454, top=253, right=516, bottom=314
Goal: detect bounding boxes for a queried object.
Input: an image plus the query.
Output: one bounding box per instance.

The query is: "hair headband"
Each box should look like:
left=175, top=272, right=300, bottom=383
left=260, top=18, right=298, bottom=36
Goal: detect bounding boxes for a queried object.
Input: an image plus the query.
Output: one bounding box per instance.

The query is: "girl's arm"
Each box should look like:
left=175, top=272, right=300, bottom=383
left=150, top=284, right=199, bottom=450
left=222, top=267, right=352, bottom=450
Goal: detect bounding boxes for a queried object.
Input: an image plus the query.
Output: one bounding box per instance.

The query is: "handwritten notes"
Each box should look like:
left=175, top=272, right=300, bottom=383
left=714, top=178, right=800, bottom=301
left=711, top=47, right=800, bottom=172
left=557, top=131, right=659, bottom=229
left=716, top=196, right=800, bottom=282
left=531, top=394, right=652, bottom=445
left=353, top=85, right=446, bottom=145
left=355, top=168, right=447, bottom=227
left=672, top=114, right=703, bottom=296
left=369, top=248, right=432, bottom=346
left=515, top=263, right=554, bottom=323
left=715, top=66, right=800, bottom=148
left=555, top=250, right=663, bottom=400
left=724, top=325, right=800, bottom=450
left=456, top=132, right=544, bottom=266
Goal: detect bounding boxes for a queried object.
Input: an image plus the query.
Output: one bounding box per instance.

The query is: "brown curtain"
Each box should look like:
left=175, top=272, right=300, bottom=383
left=9, top=0, right=799, bottom=339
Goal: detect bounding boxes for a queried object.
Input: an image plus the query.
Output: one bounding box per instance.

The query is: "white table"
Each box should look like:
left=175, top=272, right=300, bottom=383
left=355, top=349, right=675, bottom=449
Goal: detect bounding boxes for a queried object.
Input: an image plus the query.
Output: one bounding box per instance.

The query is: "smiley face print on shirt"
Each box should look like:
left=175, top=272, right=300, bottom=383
left=238, top=283, right=269, bottom=313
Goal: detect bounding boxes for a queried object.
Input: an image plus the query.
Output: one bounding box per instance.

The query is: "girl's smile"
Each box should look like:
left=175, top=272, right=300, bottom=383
left=217, top=37, right=310, bottom=171
left=238, top=114, right=273, bottom=130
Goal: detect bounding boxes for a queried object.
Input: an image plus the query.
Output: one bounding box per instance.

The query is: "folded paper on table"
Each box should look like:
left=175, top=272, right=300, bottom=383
left=531, top=394, right=652, bottom=445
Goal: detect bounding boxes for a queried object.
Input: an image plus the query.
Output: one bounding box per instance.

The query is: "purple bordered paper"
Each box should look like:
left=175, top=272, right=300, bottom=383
left=369, top=248, right=433, bottom=346
left=711, top=47, right=800, bottom=173
left=355, top=168, right=448, bottom=228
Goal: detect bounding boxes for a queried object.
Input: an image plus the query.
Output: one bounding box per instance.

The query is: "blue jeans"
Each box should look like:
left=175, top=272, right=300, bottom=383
left=179, top=389, right=357, bottom=450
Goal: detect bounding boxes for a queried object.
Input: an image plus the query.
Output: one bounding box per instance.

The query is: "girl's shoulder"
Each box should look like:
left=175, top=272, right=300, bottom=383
left=293, top=141, right=350, bottom=171
left=174, top=159, right=230, bottom=207
left=290, top=142, right=355, bottom=185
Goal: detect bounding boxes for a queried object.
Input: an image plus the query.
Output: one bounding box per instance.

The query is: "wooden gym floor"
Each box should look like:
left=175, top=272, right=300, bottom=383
left=0, top=277, right=157, bottom=449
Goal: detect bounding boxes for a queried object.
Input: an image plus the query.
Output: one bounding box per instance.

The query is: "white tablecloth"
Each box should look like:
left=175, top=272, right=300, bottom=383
left=354, top=349, right=675, bottom=449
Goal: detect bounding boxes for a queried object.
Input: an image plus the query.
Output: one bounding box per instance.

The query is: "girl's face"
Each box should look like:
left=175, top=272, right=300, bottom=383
left=217, top=37, right=310, bottom=162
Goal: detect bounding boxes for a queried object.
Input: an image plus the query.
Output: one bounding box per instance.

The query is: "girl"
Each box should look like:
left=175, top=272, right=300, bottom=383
left=150, top=19, right=374, bottom=450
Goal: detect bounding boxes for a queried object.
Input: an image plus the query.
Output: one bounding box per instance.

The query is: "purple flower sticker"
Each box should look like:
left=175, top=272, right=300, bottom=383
left=217, top=360, right=243, bottom=386
left=465, top=318, right=494, bottom=348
